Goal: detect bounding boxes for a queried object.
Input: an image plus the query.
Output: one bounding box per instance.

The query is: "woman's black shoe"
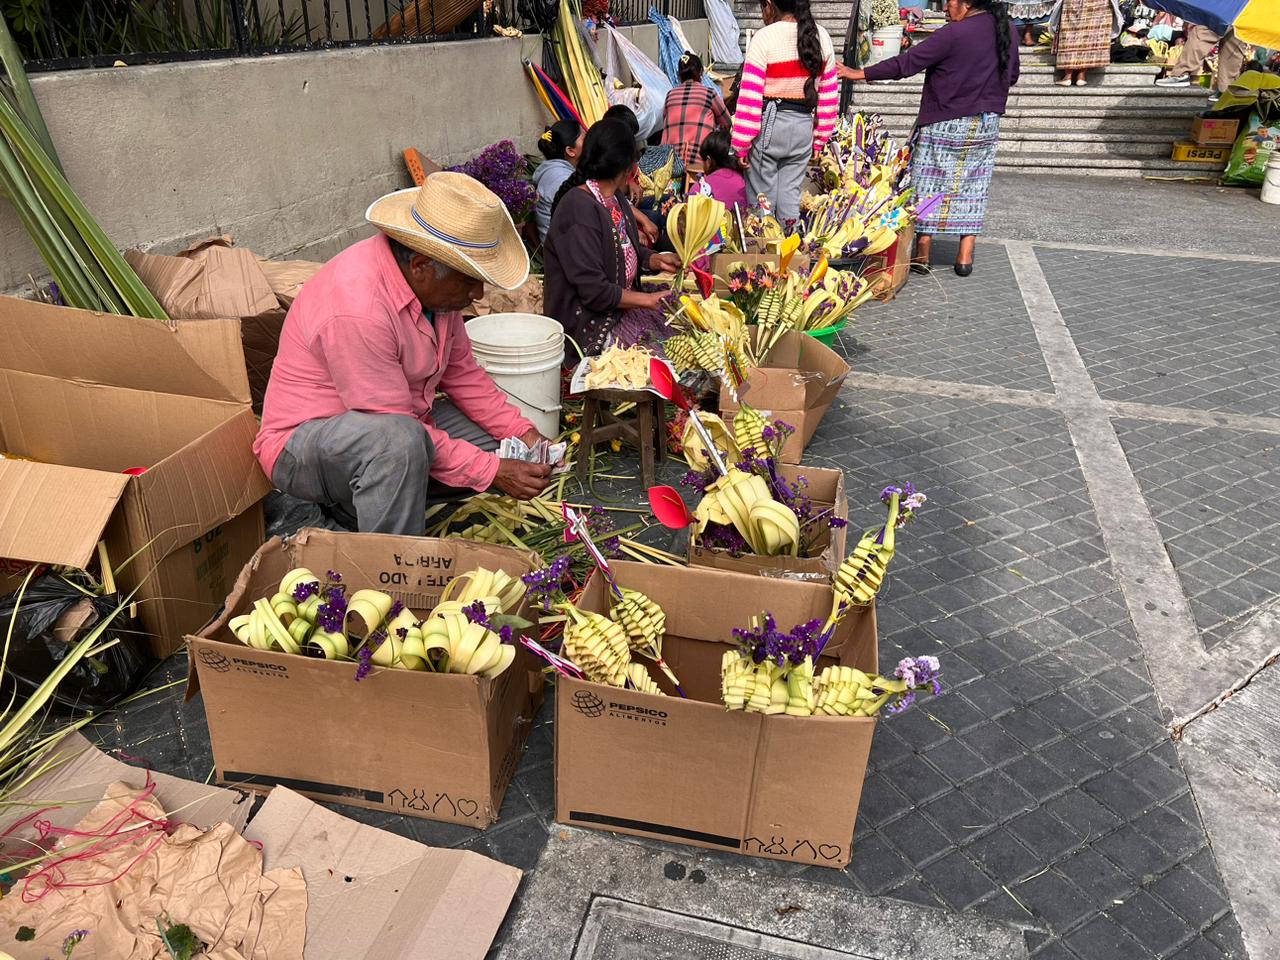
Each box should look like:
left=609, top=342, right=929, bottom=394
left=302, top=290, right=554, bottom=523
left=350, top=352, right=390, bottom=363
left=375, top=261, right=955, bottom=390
left=954, top=262, right=973, bottom=277
left=909, top=262, right=931, bottom=276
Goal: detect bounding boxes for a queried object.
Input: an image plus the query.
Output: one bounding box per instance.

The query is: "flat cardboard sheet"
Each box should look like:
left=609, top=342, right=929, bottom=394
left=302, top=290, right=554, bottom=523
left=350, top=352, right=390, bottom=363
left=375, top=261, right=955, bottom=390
left=0, top=732, right=250, bottom=838
left=2, top=737, right=521, bottom=960
left=247, top=787, right=522, bottom=960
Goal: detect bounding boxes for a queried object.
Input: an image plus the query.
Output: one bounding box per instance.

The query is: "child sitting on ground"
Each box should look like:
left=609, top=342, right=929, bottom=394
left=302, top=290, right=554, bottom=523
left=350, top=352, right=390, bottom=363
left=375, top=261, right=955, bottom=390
left=699, top=129, right=748, bottom=213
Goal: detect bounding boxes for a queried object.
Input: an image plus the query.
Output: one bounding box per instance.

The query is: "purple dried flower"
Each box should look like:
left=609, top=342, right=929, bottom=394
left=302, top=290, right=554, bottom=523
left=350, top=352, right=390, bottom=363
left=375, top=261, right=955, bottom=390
left=447, top=140, right=536, bottom=221
left=498, top=625, right=515, bottom=644
left=327, top=570, right=343, bottom=583
left=316, top=583, right=348, bottom=634
left=292, top=580, right=319, bottom=602
left=680, top=469, right=713, bottom=494
left=464, top=600, right=490, bottom=626
left=703, top=523, right=749, bottom=555
left=62, top=929, right=89, bottom=957
left=522, top=555, right=572, bottom=610
left=829, top=517, right=848, bottom=529
left=883, top=655, right=942, bottom=715
left=390, top=599, right=404, bottom=618
left=733, top=612, right=825, bottom=666
left=354, top=646, right=373, bottom=682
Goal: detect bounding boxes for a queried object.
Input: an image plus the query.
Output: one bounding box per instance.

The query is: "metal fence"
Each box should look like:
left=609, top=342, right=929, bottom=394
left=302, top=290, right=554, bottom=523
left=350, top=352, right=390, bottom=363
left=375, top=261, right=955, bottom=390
left=12, top=0, right=706, bottom=72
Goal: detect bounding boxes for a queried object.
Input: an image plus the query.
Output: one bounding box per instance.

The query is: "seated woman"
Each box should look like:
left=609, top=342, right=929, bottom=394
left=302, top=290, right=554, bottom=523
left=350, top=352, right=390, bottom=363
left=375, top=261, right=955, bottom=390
left=661, top=53, right=731, bottom=166
left=543, top=119, right=681, bottom=358
left=602, top=104, right=669, bottom=244
left=532, top=119, right=584, bottom=241
left=699, top=128, right=748, bottom=212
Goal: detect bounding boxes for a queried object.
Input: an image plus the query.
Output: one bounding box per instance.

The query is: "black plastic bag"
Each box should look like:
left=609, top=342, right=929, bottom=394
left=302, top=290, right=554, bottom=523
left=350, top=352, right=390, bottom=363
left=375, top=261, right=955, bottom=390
left=0, top=573, right=150, bottom=711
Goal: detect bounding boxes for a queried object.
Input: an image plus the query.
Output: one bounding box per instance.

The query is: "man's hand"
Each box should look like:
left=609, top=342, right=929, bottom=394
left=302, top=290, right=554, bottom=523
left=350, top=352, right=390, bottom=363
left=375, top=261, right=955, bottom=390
left=494, top=459, right=552, bottom=500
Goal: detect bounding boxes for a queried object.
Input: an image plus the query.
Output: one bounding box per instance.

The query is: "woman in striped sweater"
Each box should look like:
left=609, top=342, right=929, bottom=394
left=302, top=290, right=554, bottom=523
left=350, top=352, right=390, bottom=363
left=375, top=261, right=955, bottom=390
left=731, top=0, right=839, bottom=225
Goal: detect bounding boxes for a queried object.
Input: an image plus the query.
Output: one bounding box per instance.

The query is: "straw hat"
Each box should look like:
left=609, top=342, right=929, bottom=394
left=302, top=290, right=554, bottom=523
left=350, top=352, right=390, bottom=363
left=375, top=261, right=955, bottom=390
left=365, top=172, right=530, bottom=290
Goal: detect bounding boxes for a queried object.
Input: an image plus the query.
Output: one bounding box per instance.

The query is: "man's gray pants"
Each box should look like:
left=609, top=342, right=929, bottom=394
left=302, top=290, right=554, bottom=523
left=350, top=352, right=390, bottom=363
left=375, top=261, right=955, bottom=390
left=272, top=401, right=496, bottom=535
left=745, top=102, right=815, bottom=224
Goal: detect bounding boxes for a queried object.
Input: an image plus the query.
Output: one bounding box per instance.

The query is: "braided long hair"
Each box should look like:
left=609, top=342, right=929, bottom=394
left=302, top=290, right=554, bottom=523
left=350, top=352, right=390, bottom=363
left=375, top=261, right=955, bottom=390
left=967, top=0, right=1012, bottom=79
left=549, top=119, right=640, bottom=217
left=764, top=0, right=824, bottom=112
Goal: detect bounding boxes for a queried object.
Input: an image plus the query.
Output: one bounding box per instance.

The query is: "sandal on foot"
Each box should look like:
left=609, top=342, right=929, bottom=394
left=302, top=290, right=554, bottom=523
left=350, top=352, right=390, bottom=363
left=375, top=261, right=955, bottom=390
left=954, top=262, right=973, bottom=277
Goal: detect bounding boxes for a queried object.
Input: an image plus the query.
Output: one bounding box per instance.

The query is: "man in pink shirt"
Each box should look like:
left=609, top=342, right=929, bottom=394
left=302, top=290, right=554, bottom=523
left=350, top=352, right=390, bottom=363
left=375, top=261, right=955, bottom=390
left=253, top=173, right=556, bottom=534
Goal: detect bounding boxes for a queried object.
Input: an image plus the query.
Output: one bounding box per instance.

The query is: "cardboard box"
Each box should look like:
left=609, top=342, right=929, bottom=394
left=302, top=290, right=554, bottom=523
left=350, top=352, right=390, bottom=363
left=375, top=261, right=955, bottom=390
left=1191, top=115, right=1240, bottom=146
left=188, top=528, right=545, bottom=828
left=689, top=463, right=848, bottom=581
left=862, top=221, right=915, bottom=302
left=7, top=733, right=520, bottom=959
left=0, top=297, right=270, bottom=657
left=555, top=562, right=878, bottom=868
left=1171, top=141, right=1230, bottom=163
left=719, top=330, right=851, bottom=463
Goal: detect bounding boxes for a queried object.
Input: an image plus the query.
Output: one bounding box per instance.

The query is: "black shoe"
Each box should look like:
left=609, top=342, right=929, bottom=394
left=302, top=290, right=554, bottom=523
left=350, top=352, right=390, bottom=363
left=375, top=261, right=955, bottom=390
left=954, top=262, right=973, bottom=277
left=909, top=262, right=931, bottom=276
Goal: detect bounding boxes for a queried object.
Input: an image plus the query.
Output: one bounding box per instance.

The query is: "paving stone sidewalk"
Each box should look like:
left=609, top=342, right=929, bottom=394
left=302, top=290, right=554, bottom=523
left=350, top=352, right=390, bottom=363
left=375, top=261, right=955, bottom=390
left=99, top=238, right=1280, bottom=960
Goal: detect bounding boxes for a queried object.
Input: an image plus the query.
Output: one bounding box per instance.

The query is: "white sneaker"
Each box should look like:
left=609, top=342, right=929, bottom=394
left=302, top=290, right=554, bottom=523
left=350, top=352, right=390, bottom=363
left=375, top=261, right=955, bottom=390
left=1155, top=75, right=1191, bottom=86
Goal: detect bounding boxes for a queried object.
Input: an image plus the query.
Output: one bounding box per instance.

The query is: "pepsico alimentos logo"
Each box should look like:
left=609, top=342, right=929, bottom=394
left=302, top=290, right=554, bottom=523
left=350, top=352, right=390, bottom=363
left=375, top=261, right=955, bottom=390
left=571, top=690, right=606, bottom=718
left=198, top=648, right=232, bottom=673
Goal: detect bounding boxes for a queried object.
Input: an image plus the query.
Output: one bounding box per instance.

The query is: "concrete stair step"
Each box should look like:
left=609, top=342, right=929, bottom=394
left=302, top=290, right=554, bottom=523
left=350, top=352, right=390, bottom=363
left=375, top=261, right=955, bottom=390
left=996, top=138, right=1177, bottom=157
left=1000, top=128, right=1188, bottom=143
left=856, top=99, right=1205, bottom=119
left=856, top=80, right=1208, bottom=103
left=995, top=151, right=1223, bottom=171
left=995, top=164, right=1220, bottom=177
left=859, top=103, right=1197, bottom=127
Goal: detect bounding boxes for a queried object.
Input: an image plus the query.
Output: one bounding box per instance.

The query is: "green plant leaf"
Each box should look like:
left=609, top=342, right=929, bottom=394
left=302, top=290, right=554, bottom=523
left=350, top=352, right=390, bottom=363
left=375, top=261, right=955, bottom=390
left=0, top=11, right=61, bottom=171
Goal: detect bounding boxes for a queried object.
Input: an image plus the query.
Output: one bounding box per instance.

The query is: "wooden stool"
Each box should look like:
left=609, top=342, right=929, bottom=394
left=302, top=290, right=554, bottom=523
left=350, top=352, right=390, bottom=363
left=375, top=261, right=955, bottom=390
left=575, top=389, right=668, bottom=489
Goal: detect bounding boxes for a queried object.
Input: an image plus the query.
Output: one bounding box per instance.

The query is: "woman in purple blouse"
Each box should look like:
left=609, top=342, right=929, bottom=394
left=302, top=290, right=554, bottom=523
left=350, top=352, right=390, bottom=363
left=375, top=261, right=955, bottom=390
left=840, top=0, right=1019, bottom=276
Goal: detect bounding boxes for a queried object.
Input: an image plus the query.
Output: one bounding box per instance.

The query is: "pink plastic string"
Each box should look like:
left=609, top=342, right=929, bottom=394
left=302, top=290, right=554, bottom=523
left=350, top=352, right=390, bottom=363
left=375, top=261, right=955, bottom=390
left=0, top=765, right=174, bottom=903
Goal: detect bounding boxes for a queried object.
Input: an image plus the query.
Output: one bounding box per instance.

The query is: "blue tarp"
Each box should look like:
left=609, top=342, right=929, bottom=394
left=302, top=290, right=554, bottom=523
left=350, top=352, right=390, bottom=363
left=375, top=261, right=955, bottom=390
left=1141, top=0, right=1248, bottom=36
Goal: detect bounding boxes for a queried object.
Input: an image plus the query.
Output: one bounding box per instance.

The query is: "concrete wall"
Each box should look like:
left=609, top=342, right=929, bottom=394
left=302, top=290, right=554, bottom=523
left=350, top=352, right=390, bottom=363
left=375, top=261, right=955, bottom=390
left=1, top=19, right=709, bottom=292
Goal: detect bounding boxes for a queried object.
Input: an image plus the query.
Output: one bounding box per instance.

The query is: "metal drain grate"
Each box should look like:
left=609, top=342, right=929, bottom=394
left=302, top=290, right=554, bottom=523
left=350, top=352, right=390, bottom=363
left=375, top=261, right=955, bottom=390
left=574, top=898, right=878, bottom=960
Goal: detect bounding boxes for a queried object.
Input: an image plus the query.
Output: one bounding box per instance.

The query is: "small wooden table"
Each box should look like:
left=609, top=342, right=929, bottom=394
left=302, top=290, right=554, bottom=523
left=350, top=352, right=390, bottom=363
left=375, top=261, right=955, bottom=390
left=575, top=389, right=668, bottom=489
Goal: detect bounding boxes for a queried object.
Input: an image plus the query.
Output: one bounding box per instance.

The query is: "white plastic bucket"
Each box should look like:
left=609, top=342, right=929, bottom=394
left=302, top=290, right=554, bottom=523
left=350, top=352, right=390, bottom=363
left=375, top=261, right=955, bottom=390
left=1261, top=153, right=1280, bottom=206
left=867, top=26, right=903, bottom=66
left=465, top=313, right=565, bottom=437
